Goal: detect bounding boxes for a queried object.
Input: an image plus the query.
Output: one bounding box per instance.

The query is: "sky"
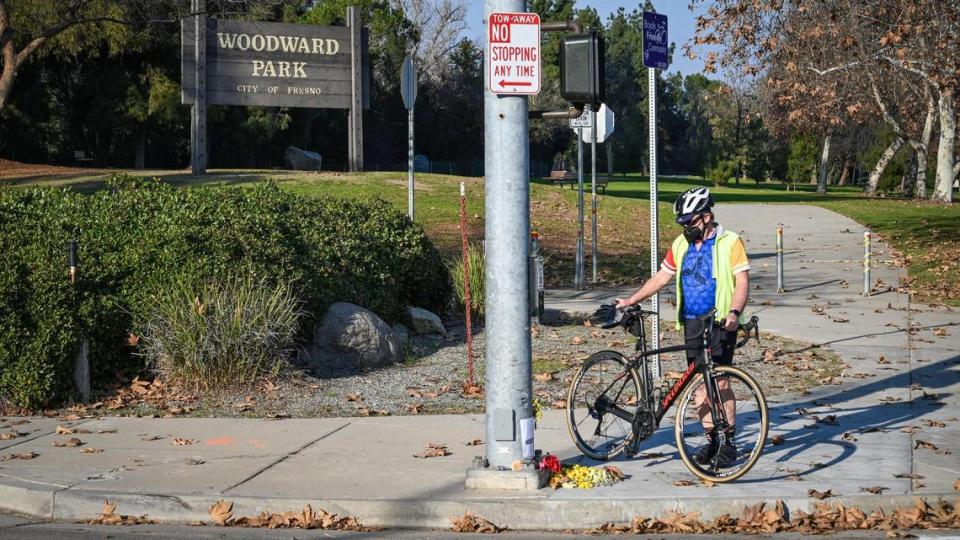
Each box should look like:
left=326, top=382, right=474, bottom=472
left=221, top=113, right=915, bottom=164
left=464, top=1, right=712, bottom=78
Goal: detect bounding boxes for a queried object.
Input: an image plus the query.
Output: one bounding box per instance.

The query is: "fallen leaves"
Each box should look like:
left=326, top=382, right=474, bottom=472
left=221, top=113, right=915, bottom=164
left=0, top=430, right=26, bottom=440
left=0, top=451, right=38, bottom=460
left=808, top=489, right=834, bottom=500
left=80, top=447, right=103, bottom=454
left=464, top=439, right=483, bottom=446
left=172, top=438, right=197, bottom=446
left=413, top=442, right=451, bottom=458
left=915, top=440, right=952, bottom=454
left=770, top=435, right=785, bottom=445
left=52, top=437, right=83, bottom=447
left=88, top=500, right=154, bottom=525
left=451, top=512, right=502, bottom=533
left=861, top=486, right=888, bottom=495
left=206, top=501, right=365, bottom=530
left=185, top=458, right=206, bottom=465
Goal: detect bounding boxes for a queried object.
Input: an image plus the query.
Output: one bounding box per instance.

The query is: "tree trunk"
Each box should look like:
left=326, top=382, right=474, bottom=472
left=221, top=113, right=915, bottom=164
left=134, top=125, right=146, bottom=169
left=912, top=86, right=936, bottom=200
left=867, top=136, right=904, bottom=195
left=900, top=155, right=915, bottom=196
left=809, top=163, right=817, bottom=185
left=838, top=153, right=851, bottom=185
left=0, top=40, right=16, bottom=110
left=913, top=147, right=927, bottom=199
left=933, top=89, right=956, bottom=203
left=817, top=133, right=831, bottom=195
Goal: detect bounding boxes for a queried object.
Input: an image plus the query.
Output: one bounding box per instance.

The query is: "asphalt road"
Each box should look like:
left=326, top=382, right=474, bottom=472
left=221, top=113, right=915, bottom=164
left=2, top=513, right=958, bottom=539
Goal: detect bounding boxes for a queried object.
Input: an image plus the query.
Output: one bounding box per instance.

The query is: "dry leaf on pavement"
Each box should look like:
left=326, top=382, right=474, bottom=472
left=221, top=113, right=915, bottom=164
left=450, top=512, right=502, bottom=533
left=464, top=439, right=483, bottom=446
left=209, top=500, right=233, bottom=525
left=0, top=452, right=38, bottom=460
left=0, top=431, right=25, bottom=440
left=185, top=458, right=206, bottom=465
left=534, top=372, right=553, bottom=382
left=52, top=437, right=83, bottom=447
left=571, top=336, right=585, bottom=345
left=172, top=438, right=197, bottom=446
left=414, top=442, right=451, bottom=458
left=55, top=425, right=74, bottom=435
left=673, top=480, right=696, bottom=487
left=861, top=486, right=888, bottom=494
left=80, top=447, right=103, bottom=454
left=808, top=489, right=834, bottom=499
left=770, top=435, right=785, bottom=445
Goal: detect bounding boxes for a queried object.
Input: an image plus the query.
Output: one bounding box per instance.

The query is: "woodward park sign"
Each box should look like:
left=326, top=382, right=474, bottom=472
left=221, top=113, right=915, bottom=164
left=181, top=6, right=369, bottom=174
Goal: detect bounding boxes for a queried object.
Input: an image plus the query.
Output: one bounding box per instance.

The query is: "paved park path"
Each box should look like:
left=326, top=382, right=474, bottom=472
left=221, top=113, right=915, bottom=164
left=0, top=204, right=957, bottom=530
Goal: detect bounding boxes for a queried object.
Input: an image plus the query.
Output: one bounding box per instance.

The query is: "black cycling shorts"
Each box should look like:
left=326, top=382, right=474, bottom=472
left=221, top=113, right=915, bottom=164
left=683, top=318, right=736, bottom=366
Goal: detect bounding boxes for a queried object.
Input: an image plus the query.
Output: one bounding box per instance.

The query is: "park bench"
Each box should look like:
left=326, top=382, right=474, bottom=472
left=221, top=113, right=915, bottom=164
left=73, top=150, right=95, bottom=167
left=548, top=170, right=610, bottom=193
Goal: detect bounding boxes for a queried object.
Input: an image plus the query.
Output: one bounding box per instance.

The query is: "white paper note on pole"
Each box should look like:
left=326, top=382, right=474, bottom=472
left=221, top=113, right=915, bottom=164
left=520, top=416, right=535, bottom=459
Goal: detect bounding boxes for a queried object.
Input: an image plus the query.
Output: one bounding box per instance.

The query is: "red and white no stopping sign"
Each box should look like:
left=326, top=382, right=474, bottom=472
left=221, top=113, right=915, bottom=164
left=487, top=12, right=541, bottom=95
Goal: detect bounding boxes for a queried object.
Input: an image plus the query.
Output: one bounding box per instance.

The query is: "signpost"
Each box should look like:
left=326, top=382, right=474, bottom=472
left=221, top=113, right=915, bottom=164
left=182, top=8, right=370, bottom=172
left=578, top=103, right=614, bottom=143
left=643, top=11, right=667, bottom=378
left=466, top=2, right=541, bottom=491
left=570, top=109, right=591, bottom=289
left=401, top=56, right=417, bottom=220
left=487, top=12, right=541, bottom=95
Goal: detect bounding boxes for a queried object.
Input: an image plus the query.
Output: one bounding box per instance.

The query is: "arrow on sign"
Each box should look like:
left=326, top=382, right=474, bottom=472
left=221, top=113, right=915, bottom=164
left=498, top=80, right=533, bottom=88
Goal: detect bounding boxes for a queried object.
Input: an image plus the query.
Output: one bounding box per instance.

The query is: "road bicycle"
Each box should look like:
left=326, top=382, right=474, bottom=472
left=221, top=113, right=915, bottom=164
left=565, top=305, right=768, bottom=483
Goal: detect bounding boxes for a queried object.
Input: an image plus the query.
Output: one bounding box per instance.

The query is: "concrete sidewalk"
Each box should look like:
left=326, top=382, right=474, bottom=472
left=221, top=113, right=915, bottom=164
left=0, top=204, right=957, bottom=531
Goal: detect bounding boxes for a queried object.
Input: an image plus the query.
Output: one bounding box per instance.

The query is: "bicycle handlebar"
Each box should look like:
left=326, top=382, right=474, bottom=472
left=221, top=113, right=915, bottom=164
left=736, top=316, right=760, bottom=348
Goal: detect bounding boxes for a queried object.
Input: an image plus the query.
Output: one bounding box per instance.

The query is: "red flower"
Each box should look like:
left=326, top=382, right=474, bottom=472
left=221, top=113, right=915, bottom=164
left=541, top=454, right=561, bottom=473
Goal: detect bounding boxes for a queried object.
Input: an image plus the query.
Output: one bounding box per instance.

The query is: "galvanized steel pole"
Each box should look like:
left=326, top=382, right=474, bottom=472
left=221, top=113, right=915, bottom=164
left=648, top=67, right=661, bottom=379
left=776, top=224, right=784, bottom=293
left=863, top=230, right=871, bottom=296
left=481, top=0, right=533, bottom=473
left=576, top=127, right=585, bottom=289
left=591, top=107, right=598, bottom=283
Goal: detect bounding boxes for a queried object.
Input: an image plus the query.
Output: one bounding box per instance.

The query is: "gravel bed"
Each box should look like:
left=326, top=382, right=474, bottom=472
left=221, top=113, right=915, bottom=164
left=94, top=318, right=843, bottom=419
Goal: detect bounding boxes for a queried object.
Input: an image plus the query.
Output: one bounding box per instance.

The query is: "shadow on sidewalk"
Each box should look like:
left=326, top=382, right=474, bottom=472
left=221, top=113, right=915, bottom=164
left=565, top=355, right=959, bottom=484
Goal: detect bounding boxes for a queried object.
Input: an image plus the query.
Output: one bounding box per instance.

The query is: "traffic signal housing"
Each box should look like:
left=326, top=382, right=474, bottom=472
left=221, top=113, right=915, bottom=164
left=559, top=28, right=605, bottom=108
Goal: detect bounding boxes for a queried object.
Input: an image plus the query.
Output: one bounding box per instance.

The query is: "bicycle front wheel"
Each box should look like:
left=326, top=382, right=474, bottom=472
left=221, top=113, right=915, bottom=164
left=674, top=365, right=768, bottom=482
left=566, top=351, right=643, bottom=461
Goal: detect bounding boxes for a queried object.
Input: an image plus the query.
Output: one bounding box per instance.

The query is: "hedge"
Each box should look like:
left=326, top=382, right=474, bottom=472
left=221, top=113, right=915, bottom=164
left=0, top=176, right=450, bottom=407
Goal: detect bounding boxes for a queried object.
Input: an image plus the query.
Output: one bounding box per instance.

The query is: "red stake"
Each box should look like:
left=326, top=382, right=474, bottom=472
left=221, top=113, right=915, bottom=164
left=459, top=182, right=475, bottom=386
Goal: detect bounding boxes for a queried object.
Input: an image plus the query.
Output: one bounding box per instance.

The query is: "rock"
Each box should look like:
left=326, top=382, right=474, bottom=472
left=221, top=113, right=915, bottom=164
left=314, top=302, right=402, bottom=369
left=407, top=306, right=447, bottom=336
left=284, top=146, right=322, bottom=171
left=392, top=323, right=410, bottom=347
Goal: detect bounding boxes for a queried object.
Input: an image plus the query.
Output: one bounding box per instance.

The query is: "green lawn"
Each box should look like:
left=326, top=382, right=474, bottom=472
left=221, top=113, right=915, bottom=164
left=4, top=168, right=958, bottom=304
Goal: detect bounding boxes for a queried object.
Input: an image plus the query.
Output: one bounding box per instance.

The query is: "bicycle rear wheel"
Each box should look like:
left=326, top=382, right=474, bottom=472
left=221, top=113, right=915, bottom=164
left=674, top=365, right=768, bottom=482
left=566, top=351, right=643, bottom=461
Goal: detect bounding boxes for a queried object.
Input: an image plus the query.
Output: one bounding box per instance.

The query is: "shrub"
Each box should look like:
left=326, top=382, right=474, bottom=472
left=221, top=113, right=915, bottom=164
left=448, top=243, right=485, bottom=318
left=0, top=176, right=451, bottom=407
left=705, top=159, right=737, bottom=187
left=137, top=274, right=301, bottom=387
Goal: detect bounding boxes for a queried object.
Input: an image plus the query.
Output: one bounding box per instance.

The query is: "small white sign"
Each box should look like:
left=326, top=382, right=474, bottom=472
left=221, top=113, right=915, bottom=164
left=579, top=104, right=616, bottom=143
left=569, top=109, right=593, bottom=128
left=487, top=12, right=541, bottom=95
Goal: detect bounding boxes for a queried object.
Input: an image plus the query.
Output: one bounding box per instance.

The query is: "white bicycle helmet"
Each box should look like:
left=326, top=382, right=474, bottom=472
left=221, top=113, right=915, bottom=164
left=673, top=187, right=714, bottom=223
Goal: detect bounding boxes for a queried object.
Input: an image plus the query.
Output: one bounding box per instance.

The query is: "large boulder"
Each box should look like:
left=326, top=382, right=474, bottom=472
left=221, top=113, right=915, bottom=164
left=314, top=302, right=403, bottom=369
left=285, top=146, right=322, bottom=171
left=407, top=306, right=447, bottom=336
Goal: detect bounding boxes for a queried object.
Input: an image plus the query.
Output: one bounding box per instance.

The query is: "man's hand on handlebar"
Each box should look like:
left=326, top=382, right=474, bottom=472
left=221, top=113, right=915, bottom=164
left=722, top=312, right=739, bottom=332
left=613, top=298, right=631, bottom=310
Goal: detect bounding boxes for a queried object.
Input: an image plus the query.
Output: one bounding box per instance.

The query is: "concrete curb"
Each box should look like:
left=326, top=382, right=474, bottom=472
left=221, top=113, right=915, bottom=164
left=1, top=477, right=956, bottom=530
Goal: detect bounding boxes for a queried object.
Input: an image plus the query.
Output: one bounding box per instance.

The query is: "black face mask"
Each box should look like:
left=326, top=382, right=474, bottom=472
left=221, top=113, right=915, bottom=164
left=683, top=224, right=704, bottom=243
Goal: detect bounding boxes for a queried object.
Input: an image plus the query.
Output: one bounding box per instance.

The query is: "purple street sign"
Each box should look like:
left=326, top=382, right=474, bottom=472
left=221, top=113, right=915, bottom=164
left=642, top=11, right=668, bottom=69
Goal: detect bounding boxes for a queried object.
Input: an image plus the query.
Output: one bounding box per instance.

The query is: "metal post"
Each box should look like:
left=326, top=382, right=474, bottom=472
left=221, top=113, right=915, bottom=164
left=648, top=67, right=660, bottom=379
left=575, top=126, right=585, bottom=289
left=408, top=108, right=415, bottom=220
left=467, top=0, right=539, bottom=490
left=863, top=230, right=871, bottom=296
left=190, top=0, right=207, bottom=176
left=776, top=224, right=784, bottom=293
left=347, top=6, right=364, bottom=172
left=68, top=238, right=90, bottom=402
left=591, top=107, right=598, bottom=283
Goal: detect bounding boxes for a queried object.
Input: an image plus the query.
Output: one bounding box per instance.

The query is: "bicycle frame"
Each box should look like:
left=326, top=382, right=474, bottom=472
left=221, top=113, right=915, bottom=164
left=594, top=320, right=732, bottom=433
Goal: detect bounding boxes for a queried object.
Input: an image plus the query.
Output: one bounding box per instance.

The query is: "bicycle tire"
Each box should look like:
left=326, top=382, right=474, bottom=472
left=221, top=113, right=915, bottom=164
left=566, top=350, right=644, bottom=461
left=674, top=365, right=768, bottom=483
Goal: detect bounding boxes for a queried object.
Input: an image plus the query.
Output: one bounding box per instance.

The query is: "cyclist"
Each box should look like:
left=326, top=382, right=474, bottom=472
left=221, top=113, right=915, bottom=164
left=615, top=187, right=750, bottom=467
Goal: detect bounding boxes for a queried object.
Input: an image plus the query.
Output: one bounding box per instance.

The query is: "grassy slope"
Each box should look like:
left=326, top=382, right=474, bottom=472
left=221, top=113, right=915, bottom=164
left=4, top=168, right=958, bottom=304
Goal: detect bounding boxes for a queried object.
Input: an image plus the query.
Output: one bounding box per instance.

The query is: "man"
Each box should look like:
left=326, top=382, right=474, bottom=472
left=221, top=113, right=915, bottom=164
left=615, top=187, right=750, bottom=467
